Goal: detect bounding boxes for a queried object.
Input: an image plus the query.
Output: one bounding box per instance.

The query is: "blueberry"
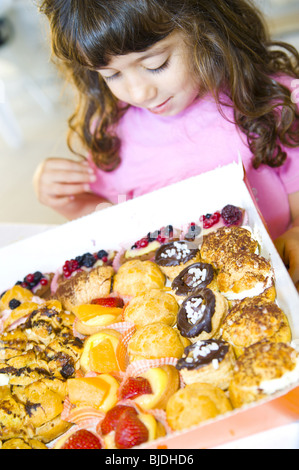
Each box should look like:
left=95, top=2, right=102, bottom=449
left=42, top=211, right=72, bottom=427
left=33, top=271, right=43, bottom=283
left=81, top=253, right=96, bottom=267
left=97, top=250, right=108, bottom=259
left=9, top=299, right=21, bottom=310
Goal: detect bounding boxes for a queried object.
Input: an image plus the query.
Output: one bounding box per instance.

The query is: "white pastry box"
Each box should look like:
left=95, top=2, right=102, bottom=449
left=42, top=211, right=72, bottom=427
left=0, top=161, right=299, bottom=449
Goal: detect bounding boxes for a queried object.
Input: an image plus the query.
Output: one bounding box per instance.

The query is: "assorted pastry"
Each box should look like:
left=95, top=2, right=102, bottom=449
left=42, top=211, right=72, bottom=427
left=0, top=203, right=298, bottom=449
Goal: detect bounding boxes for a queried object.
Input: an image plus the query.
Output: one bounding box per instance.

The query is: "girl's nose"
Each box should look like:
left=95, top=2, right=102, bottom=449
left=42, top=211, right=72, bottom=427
left=127, top=77, right=157, bottom=105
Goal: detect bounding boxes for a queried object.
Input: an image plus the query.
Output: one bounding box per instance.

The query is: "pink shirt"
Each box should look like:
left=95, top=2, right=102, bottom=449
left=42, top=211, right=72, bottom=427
left=89, top=87, right=299, bottom=240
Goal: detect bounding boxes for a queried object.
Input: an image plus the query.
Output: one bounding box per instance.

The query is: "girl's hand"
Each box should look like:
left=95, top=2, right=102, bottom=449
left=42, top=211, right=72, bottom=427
left=275, top=226, right=299, bottom=292
left=33, top=157, right=96, bottom=209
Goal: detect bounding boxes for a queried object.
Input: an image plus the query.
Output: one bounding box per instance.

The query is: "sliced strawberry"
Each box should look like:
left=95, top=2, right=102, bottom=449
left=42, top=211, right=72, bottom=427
left=91, top=297, right=124, bottom=308
left=61, top=429, right=102, bottom=449
left=120, top=376, right=153, bottom=400
left=115, top=410, right=149, bottom=449
left=100, top=405, right=137, bottom=436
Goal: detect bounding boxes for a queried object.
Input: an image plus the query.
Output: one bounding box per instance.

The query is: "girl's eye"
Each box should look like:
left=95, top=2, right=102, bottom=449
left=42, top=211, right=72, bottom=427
left=102, top=72, right=120, bottom=82
left=147, top=58, right=170, bottom=74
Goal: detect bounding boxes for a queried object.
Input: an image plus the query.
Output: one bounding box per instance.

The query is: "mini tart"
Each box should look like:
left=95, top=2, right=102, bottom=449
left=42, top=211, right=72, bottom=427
left=177, top=288, right=228, bottom=342
left=123, top=288, right=179, bottom=328
left=216, top=252, right=275, bottom=302
left=171, top=262, right=216, bottom=301
left=154, top=241, right=200, bottom=281
left=176, top=339, right=235, bottom=390
left=127, top=323, right=186, bottom=362
left=229, top=341, right=299, bottom=408
left=129, top=365, right=180, bottom=410
left=55, top=266, right=114, bottom=312
left=200, top=226, right=259, bottom=269
left=166, top=382, right=233, bottom=432
left=221, top=296, right=292, bottom=357
left=113, top=260, right=165, bottom=298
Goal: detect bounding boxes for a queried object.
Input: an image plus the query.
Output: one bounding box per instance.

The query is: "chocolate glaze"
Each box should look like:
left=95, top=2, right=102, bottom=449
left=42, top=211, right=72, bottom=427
left=171, top=262, right=214, bottom=296
left=176, top=339, right=229, bottom=370
left=177, top=288, right=216, bottom=338
left=155, top=241, right=199, bottom=267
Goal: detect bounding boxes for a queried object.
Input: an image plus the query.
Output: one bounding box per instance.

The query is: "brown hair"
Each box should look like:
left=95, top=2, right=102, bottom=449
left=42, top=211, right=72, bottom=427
left=39, top=0, right=299, bottom=170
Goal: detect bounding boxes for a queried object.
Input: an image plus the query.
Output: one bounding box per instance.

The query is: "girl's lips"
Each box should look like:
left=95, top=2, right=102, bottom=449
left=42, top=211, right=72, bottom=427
left=148, top=97, right=172, bottom=114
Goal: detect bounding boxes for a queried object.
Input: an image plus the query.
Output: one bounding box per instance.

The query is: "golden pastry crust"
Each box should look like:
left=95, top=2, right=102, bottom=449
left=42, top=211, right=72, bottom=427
left=229, top=341, right=299, bottom=408
left=216, top=252, right=275, bottom=301
left=200, top=226, right=258, bottom=269
left=166, top=382, right=233, bottom=431
left=155, top=241, right=201, bottom=281
left=176, top=339, right=235, bottom=390
left=221, top=296, right=292, bottom=357
left=177, top=288, right=228, bottom=342
left=1, top=438, right=48, bottom=449
left=55, top=266, right=114, bottom=312
left=123, top=289, right=179, bottom=328
left=127, top=323, right=186, bottom=362
left=113, top=260, right=165, bottom=297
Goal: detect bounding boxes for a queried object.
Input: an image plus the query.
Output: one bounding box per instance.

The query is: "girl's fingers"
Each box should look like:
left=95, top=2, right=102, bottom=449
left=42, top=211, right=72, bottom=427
left=48, top=182, right=92, bottom=197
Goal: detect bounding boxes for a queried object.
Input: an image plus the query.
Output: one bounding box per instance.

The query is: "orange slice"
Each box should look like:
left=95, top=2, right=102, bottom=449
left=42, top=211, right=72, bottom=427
left=0, top=285, right=34, bottom=309
left=89, top=338, right=120, bottom=374
left=73, top=304, right=123, bottom=324
left=67, top=377, right=110, bottom=410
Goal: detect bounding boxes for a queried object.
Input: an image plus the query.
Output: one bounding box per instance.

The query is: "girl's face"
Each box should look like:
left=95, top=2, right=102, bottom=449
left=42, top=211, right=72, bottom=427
left=97, top=32, right=200, bottom=116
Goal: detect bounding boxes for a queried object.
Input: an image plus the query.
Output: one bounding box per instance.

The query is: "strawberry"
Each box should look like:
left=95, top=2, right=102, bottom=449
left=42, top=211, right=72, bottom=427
left=100, top=405, right=137, bottom=436
left=91, top=297, right=124, bottom=308
left=115, top=410, right=149, bottom=449
left=120, top=376, right=153, bottom=400
left=61, top=429, right=102, bottom=449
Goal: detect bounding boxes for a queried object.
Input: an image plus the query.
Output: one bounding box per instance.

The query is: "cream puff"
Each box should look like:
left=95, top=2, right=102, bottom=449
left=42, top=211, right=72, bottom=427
left=171, top=262, right=216, bottom=302
left=155, top=241, right=201, bottom=281
left=229, top=341, right=299, bottom=408
left=113, top=260, right=165, bottom=298
left=123, top=288, right=179, bottom=328
left=55, top=266, right=114, bottom=312
left=216, top=252, right=275, bottom=302
left=176, top=339, right=235, bottom=390
left=177, top=288, right=228, bottom=342
left=127, top=323, right=186, bottom=362
left=221, top=295, right=292, bottom=357
left=200, top=226, right=259, bottom=269
left=166, top=382, right=233, bottom=432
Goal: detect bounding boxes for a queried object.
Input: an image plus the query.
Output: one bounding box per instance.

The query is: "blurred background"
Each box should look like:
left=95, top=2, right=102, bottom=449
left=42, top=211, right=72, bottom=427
left=0, top=0, right=299, bottom=227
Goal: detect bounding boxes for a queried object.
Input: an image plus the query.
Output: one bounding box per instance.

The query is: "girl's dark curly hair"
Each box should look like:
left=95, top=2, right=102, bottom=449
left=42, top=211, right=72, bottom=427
left=39, top=0, right=299, bottom=171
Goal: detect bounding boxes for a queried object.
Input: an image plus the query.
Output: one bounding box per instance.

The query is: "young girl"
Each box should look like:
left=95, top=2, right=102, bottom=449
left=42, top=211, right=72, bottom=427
left=33, top=0, right=299, bottom=290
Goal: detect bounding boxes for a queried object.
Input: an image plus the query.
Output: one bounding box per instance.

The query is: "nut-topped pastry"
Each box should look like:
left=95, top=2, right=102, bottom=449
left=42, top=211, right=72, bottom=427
left=221, top=295, right=292, bottom=357
left=177, top=288, right=228, bottom=342
left=171, top=262, right=215, bottom=301
left=155, top=240, right=201, bottom=281
left=176, top=339, right=235, bottom=390
left=229, top=341, right=299, bottom=408
left=217, top=252, right=275, bottom=302
left=200, top=226, right=259, bottom=269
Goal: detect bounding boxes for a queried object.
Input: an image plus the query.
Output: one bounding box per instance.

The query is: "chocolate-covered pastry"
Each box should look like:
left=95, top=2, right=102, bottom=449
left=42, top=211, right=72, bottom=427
left=176, top=339, right=235, bottom=390
left=171, top=262, right=214, bottom=298
left=177, top=288, right=228, bottom=342
left=155, top=241, right=200, bottom=281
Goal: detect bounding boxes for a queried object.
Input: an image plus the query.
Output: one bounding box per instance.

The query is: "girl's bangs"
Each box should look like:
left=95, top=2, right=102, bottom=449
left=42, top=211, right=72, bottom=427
left=65, top=1, right=174, bottom=69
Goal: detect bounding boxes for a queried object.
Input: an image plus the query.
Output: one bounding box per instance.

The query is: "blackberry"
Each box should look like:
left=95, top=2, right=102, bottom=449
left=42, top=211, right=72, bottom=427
left=9, top=299, right=21, bottom=310
left=81, top=253, right=96, bottom=268
left=221, top=205, right=243, bottom=226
